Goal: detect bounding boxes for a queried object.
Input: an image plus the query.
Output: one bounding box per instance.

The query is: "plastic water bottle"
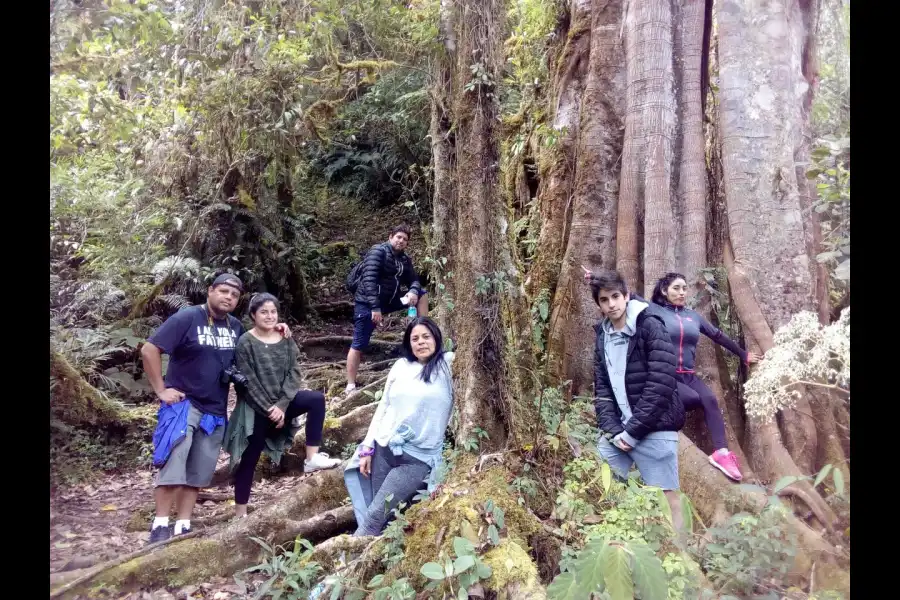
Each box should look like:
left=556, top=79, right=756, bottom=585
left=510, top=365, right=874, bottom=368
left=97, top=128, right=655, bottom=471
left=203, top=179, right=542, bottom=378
left=407, top=306, right=418, bottom=318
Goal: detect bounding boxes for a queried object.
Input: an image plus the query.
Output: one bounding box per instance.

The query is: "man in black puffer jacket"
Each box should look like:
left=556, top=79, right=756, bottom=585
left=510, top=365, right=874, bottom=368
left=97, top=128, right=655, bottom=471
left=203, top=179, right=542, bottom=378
left=588, top=270, right=685, bottom=527
left=345, top=225, right=427, bottom=393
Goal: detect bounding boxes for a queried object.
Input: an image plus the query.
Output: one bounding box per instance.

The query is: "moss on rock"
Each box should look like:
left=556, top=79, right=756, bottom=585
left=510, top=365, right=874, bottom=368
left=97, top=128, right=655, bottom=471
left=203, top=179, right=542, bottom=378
left=395, top=458, right=540, bottom=589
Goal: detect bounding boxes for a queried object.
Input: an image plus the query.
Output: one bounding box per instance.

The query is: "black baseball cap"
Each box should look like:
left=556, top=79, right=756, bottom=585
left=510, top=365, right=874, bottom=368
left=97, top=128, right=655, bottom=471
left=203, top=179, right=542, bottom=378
left=211, top=273, right=244, bottom=292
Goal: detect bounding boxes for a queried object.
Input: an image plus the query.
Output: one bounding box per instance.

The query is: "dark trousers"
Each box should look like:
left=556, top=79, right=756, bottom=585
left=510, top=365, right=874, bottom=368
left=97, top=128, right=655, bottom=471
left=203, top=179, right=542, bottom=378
left=677, top=373, right=728, bottom=450
left=234, top=390, right=326, bottom=505
left=354, top=443, right=430, bottom=536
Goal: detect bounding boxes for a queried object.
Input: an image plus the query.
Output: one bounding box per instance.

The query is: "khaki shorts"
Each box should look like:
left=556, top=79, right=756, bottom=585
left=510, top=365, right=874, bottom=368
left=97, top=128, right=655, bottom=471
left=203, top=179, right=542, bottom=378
left=156, top=404, right=225, bottom=488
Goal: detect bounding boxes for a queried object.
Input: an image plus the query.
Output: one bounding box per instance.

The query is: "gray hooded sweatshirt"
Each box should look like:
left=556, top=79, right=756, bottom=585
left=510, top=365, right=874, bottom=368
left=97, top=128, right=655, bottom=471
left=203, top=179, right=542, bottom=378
left=601, top=298, right=679, bottom=447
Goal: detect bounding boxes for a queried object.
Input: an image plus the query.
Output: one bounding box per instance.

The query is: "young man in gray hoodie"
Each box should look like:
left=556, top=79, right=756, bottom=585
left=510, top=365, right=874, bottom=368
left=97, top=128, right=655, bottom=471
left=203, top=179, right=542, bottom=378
left=588, top=270, right=686, bottom=528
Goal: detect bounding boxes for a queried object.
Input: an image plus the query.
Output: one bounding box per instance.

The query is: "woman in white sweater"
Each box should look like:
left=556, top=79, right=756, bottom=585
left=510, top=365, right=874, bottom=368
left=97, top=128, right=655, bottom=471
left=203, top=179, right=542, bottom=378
left=344, top=316, right=455, bottom=536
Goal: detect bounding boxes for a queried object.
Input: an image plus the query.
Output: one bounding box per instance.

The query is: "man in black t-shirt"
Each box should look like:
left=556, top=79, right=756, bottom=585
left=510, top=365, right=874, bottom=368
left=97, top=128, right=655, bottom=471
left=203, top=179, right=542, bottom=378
left=141, top=273, right=289, bottom=544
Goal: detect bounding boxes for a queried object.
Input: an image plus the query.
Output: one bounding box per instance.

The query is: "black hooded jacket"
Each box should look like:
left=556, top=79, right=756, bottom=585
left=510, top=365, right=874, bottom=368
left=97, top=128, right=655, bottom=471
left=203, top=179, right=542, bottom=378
left=354, top=242, right=424, bottom=311
left=594, top=298, right=685, bottom=441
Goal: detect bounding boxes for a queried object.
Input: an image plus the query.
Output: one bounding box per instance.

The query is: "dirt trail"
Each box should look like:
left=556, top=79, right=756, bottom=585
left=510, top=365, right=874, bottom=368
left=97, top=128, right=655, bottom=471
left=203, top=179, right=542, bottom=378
left=49, top=314, right=407, bottom=599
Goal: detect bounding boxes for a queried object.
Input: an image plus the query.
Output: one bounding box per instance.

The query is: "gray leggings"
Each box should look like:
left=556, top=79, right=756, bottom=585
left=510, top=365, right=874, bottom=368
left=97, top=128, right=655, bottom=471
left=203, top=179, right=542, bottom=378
left=354, top=443, right=430, bottom=536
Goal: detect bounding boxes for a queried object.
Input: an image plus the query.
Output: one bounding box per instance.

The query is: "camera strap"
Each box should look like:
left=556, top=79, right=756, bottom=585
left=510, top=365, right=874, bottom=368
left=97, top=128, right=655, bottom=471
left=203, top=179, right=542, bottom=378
left=202, top=304, right=233, bottom=374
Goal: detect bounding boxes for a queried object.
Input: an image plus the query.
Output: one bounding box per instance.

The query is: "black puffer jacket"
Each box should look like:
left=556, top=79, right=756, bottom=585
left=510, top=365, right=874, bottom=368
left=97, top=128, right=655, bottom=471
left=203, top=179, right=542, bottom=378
left=594, top=302, right=684, bottom=441
left=354, top=242, right=424, bottom=310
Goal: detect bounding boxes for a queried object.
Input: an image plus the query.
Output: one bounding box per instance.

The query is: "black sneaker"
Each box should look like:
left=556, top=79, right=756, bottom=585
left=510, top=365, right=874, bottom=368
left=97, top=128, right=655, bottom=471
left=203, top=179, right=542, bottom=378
left=148, top=525, right=171, bottom=545
left=176, top=526, right=191, bottom=536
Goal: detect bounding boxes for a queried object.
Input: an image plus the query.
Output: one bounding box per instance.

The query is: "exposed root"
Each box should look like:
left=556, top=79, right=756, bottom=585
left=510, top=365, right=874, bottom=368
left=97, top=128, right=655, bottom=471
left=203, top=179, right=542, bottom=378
left=49, top=531, right=201, bottom=599
left=744, top=419, right=838, bottom=531
left=52, top=468, right=351, bottom=597
left=50, top=350, right=144, bottom=428
left=777, top=482, right=836, bottom=532
left=299, top=336, right=398, bottom=350
left=722, top=241, right=775, bottom=351
left=329, top=376, right=388, bottom=417
left=310, top=301, right=354, bottom=315
left=678, top=434, right=848, bottom=594
left=284, top=402, right=379, bottom=470
left=310, top=534, right=376, bottom=573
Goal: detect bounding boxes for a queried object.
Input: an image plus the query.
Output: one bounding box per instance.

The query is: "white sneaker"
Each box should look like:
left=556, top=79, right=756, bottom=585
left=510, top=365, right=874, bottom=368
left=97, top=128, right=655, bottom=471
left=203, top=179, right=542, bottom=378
left=344, top=383, right=357, bottom=395
left=304, top=452, right=341, bottom=472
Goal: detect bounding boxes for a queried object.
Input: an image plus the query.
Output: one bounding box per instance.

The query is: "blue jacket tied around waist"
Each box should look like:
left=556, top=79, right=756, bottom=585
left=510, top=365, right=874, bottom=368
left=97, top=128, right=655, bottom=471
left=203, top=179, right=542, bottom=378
left=152, top=399, right=226, bottom=466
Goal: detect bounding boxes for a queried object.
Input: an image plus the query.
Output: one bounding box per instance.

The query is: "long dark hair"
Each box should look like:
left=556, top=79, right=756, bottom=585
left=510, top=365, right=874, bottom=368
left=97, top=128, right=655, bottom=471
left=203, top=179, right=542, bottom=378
left=651, top=272, right=687, bottom=306
left=402, top=316, right=447, bottom=383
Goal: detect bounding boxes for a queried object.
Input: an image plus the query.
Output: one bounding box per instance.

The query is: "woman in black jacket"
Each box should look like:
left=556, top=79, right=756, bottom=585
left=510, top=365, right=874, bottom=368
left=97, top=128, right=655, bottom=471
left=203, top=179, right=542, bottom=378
left=650, top=272, right=762, bottom=481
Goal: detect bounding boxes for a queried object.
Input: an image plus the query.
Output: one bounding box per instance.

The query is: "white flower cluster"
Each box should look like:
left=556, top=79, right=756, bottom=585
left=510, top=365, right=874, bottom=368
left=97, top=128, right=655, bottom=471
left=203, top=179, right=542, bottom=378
left=743, top=308, right=850, bottom=422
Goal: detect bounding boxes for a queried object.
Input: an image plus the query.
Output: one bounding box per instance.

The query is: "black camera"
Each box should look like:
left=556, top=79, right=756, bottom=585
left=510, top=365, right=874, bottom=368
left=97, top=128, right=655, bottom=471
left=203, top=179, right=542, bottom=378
left=222, top=366, right=249, bottom=390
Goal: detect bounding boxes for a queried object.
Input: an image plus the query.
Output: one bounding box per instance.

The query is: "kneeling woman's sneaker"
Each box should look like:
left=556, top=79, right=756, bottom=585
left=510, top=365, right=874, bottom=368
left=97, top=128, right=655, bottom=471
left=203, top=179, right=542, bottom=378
left=709, top=449, right=743, bottom=481
left=305, top=452, right=342, bottom=472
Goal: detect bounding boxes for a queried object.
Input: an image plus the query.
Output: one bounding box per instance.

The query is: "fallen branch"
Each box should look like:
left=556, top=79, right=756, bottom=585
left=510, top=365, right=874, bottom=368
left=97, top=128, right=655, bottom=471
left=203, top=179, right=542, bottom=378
left=197, top=491, right=233, bottom=503
left=677, top=433, right=848, bottom=594
left=50, top=531, right=201, bottom=599
left=310, top=301, right=354, bottom=313
left=52, top=468, right=352, bottom=597
left=299, top=336, right=398, bottom=350
left=284, top=402, right=380, bottom=470
left=50, top=350, right=144, bottom=428
left=305, top=359, right=394, bottom=374
left=329, top=376, right=388, bottom=417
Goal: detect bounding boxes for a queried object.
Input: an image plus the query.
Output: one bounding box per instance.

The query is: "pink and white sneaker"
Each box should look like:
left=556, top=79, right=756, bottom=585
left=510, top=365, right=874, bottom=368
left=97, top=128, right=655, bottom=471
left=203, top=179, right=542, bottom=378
left=709, top=449, right=743, bottom=481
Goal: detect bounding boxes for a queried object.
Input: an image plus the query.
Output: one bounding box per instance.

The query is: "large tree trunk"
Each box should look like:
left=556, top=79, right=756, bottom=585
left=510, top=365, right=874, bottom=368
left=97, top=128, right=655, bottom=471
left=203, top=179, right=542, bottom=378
left=545, top=0, right=625, bottom=397
left=716, top=0, right=842, bottom=528
left=526, top=0, right=591, bottom=301
left=446, top=0, right=510, bottom=448
left=429, top=0, right=458, bottom=336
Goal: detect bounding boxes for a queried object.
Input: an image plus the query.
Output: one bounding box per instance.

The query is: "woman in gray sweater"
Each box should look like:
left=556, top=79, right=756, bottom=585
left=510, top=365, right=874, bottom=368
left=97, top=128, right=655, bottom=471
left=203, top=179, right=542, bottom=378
left=346, top=316, right=455, bottom=536
left=224, top=294, right=340, bottom=518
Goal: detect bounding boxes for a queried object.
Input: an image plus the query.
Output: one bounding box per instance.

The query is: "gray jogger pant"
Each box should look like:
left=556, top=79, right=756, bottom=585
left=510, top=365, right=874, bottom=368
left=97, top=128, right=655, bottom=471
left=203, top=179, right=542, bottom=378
left=354, top=443, right=430, bottom=536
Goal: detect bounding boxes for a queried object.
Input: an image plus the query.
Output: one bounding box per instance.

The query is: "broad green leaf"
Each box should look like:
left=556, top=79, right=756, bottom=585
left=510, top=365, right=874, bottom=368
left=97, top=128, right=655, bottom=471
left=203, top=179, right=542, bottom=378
left=476, top=560, right=493, bottom=579
left=458, top=572, right=477, bottom=590
left=329, top=582, right=343, bottom=600
left=249, top=536, right=274, bottom=554
left=445, top=558, right=454, bottom=577
left=457, top=586, right=468, bottom=600
left=629, top=543, right=667, bottom=600
left=454, top=536, right=476, bottom=557
left=453, top=555, right=476, bottom=573
left=680, top=493, right=695, bottom=535
left=814, top=464, right=833, bottom=488
left=571, top=540, right=608, bottom=598
left=460, top=520, right=480, bottom=545
left=546, top=571, right=579, bottom=600
left=654, top=488, right=674, bottom=530
left=773, top=475, right=801, bottom=494
left=600, top=462, right=611, bottom=494
left=599, top=543, right=634, bottom=600
left=367, top=574, right=385, bottom=589
left=832, top=468, right=845, bottom=497
left=420, top=562, right=445, bottom=580
left=494, top=506, right=505, bottom=530
left=251, top=574, right=278, bottom=600
left=488, top=524, right=500, bottom=546
left=539, top=300, right=549, bottom=321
